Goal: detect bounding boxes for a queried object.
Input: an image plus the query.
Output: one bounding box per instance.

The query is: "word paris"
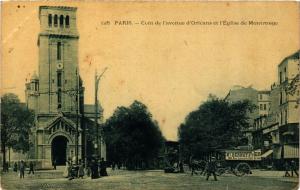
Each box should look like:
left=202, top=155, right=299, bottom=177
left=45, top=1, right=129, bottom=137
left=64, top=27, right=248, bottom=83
left=105, top=20, right=278, bottom=26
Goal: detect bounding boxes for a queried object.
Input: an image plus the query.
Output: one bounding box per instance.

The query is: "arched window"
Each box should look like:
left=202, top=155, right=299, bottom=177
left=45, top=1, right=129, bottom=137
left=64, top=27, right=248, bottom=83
left=48, top=14, right=52, bottom=27
left=59, top=15, right=64, bottom=27
left=65, top=15, right=70, bottom=28
left=54, top=15, right=58, bottom=26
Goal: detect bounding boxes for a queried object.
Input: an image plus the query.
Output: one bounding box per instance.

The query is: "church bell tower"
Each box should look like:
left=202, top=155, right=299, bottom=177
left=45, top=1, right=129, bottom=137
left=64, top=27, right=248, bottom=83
left=38, top=6, right=79, bottom=113
left=28, top=6, right=83, bottom=168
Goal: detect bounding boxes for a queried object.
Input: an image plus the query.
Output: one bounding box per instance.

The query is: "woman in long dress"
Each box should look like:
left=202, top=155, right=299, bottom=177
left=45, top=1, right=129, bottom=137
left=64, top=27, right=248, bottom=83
left=63, top=161, right=69, bottom=178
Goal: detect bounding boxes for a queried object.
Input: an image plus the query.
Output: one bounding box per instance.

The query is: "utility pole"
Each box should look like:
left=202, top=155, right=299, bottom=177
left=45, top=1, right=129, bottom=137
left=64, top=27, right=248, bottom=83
left=75, top=68, right=79, bottom=165
left=95, top=67, right=108, bottom=159
left=65, top=68, right=81, bottom=165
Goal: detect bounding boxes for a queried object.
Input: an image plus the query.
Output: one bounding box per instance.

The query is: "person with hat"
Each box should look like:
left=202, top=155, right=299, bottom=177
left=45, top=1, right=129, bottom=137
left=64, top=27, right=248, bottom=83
left=206, top=157, right=218, bottom=181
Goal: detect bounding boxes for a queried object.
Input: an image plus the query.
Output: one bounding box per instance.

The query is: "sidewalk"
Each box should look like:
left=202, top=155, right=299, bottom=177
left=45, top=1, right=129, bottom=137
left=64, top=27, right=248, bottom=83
left=250, top=169, right=299, bottom=183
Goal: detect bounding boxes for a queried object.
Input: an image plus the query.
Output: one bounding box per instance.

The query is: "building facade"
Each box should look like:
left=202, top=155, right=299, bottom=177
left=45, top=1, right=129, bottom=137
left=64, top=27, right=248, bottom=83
left=224, top=53, right=299, bottom=168
left=250, top=51, right=299, bottom=168
left=277, top=51, right=299, bottom=161
left=258, top=90, right=270, bottom=116
left=25, top=6, right=84, bottom=168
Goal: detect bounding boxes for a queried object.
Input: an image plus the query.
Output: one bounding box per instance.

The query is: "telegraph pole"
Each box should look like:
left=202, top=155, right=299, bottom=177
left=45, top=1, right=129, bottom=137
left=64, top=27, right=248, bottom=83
left=95, top=67, right=108, bottom=158
left=75, top=68, right=79, bottom=165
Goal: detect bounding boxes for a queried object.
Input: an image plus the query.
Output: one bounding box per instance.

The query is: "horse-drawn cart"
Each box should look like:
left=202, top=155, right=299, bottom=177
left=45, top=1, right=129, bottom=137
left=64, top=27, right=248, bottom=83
left=191, top=149, right=261, bottom=177
left=215, top=149, right=261, bottom=176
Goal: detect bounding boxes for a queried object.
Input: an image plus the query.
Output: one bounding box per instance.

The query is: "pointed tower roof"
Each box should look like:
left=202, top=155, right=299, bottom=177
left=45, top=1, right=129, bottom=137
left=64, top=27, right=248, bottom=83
left=31, top=71, right=39, bottom=81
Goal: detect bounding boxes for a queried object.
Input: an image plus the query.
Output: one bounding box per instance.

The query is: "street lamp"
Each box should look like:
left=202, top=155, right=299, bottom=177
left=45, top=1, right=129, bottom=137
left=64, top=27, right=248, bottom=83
left=95, top=67, right=108, bottom=158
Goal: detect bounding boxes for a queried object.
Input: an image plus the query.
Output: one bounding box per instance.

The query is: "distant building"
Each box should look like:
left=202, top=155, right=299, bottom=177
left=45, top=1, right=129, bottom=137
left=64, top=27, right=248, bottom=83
left=224, top=85, right=259, bottom=147
left=257, top=90, right=270, bottom=116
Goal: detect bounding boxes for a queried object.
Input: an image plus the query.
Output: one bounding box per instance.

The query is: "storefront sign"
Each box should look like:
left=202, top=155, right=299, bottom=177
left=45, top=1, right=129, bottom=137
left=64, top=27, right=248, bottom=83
left=225, top=149, right=261, bottom=161
left=263, top=124, right=278, bottom=134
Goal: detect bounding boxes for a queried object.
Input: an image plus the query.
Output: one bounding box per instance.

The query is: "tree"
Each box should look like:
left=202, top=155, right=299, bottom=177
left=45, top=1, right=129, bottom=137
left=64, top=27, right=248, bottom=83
left=104, top=101, right=164, bottom=170
left=178, top=96, right=255, bottom=160
left=1, top=93, right=35, bottom=169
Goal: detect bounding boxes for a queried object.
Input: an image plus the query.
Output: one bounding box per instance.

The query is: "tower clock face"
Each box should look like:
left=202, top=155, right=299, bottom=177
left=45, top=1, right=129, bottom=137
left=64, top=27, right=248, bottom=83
left=57, top=63, right=63, bottom=70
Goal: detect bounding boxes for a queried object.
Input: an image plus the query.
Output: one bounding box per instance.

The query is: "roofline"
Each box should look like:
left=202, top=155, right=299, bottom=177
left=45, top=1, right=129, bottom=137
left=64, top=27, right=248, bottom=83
left=278, top=50, right=300, bottom=67
left=39, top=6, right=77, bottom=11
left=39, top=6, right=77, bottom=20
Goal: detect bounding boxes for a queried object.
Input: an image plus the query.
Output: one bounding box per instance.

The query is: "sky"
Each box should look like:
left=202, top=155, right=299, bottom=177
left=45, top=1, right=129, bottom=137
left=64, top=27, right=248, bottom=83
left=1, top=2, right=299, bottom=140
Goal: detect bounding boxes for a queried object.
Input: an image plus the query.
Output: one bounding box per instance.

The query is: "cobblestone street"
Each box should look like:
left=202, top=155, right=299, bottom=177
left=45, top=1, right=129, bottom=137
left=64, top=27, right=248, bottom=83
left=1, top=169, right=298, bottom=190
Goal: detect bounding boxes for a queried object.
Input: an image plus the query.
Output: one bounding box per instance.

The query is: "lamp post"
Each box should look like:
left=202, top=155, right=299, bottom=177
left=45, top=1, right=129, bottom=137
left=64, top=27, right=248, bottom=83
left=95, top=67, right=108, bottom=158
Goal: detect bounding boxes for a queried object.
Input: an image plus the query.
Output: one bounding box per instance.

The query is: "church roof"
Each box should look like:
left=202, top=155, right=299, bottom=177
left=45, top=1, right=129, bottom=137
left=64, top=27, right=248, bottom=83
left=45, top=114, right=80, bottom=131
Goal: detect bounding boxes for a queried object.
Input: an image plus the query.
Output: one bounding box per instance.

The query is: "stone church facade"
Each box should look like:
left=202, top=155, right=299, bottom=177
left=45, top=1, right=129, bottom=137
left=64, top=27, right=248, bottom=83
left=25, top=6, right=99, bottom=169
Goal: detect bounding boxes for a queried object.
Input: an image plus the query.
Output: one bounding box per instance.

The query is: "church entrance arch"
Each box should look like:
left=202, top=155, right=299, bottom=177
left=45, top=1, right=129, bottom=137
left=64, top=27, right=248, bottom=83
left=51, top=136, right=68, bottom=165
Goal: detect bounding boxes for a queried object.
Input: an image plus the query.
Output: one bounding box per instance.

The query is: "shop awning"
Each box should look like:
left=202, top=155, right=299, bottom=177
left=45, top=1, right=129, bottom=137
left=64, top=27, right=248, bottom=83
left=282, top=131, right=294, bottom=136
left=261, top=149, right=273, bottom=158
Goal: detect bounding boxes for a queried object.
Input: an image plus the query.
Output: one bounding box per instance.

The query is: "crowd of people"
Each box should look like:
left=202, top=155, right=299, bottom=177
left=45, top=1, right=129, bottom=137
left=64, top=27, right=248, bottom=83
left=2, top=157, right=298, bottom=181
left=63, top=157, right=108, bottom=180
left=8, top=160, right=35, bottom=179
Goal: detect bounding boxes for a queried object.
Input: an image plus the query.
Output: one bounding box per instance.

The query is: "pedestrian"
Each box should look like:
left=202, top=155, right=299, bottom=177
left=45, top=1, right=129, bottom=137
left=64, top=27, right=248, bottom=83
left=91, top=159, right=99, bottom=179
left=290, top=160, right=298, bottom=177
left=112, top=162, right=115, bottom=170
left=284, top=161, right=291, bottom=177
left=78, top=161, right=85, bottom=179
left=86, top=160, right=91, bottom=177
left=100, top=157, right=108, bottom=177
left=63, top=160, right=69, bottom=178
left=206, top=157, right=218, bottom=181
left=13, top=162, right=18, bottom=172
left=179, top=161, right=184, bottom=173
left=28, top=161, right=34, bottom=175
left=19, top=160, right=25, bottom=179
left=68, top=160, right=75, bottom=180
left=53, top=158, right=57, bottom=170
left=191, top=161, right=198, bottom=176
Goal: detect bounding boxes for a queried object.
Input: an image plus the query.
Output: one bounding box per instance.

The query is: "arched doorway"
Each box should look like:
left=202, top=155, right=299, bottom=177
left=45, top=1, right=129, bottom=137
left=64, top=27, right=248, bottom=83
left=51, top=136, right=68, bottom=165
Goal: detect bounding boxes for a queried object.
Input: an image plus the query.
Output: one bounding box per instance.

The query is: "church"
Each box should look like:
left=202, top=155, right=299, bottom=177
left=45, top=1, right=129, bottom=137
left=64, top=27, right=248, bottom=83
left=25, top=6, right=105, bottom=169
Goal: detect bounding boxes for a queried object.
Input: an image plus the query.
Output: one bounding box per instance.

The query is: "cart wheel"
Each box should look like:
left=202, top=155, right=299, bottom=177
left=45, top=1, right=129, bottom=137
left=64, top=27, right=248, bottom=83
left=216, top=168, right=225, bottom=176
left=235, top=162, right=251, bottom=177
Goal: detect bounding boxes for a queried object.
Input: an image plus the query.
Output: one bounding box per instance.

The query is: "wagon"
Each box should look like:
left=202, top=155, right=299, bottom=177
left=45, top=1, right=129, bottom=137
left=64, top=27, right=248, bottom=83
left=190, top=149, right=261, bottom=177
left=214, top=149, right=261, bottom=177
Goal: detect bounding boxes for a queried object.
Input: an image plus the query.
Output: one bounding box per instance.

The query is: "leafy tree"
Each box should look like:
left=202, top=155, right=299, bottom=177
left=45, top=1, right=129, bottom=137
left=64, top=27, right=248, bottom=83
left=178, top=96, right=255, bottom=160
left=104, top=101, right=164, bottom=170
left=1, top=93, right=35, bottom=169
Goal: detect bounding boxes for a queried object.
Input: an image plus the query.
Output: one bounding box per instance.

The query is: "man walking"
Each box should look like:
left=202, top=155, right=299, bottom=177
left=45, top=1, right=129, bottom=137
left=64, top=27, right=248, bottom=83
left=19, top=160, right=25, bottom=179
left=100, top=157, right=108, bottom=177
left=284, top=161, right=291, bottom=177
left=28, top=161, right=34, bottom=175
left=290, top=160, right=298, bottom=177
left=206, top=157, right=218, bottom=181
